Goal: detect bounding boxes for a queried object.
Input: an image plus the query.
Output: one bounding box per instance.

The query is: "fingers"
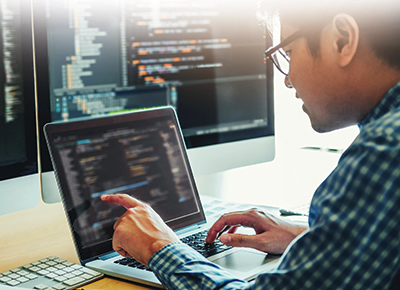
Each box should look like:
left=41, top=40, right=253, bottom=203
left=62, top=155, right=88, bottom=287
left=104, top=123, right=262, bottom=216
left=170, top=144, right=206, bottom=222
left=205, top=211, right=256, bottom=243
left=112, top=232, right=131, bottom=258
left=219, top=233, right=263, bottom=251
left=227, top=226, right=238, bottom=234
left=101, top=193, right=141, bottom=209
left=206, top=222, right=232, bottom=243
left=115, top=247, right=130, bottom=258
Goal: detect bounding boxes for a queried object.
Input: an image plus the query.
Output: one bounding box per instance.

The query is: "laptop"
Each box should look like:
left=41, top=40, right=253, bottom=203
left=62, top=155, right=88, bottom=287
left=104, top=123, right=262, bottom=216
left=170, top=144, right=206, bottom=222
left=44, top=107, right=280, bottom=288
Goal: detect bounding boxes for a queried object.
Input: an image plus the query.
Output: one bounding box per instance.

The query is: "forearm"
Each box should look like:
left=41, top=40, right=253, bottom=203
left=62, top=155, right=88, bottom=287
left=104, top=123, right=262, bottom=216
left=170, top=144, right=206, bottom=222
left=288, top=220, right=309, bottom=236
left=149, top=243, right=252, bottom=289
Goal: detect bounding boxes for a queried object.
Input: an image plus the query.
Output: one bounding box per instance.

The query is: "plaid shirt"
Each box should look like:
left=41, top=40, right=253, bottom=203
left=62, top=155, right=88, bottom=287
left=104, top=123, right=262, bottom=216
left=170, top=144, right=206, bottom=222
left=148, top=82, right=400, bottom=289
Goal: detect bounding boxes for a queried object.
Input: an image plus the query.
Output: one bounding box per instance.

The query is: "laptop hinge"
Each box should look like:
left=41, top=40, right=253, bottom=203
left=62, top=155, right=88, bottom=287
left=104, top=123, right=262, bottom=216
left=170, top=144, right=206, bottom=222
left=98, top=251, right=119, bottom=261
left=175, top=223, right=203, bottom=236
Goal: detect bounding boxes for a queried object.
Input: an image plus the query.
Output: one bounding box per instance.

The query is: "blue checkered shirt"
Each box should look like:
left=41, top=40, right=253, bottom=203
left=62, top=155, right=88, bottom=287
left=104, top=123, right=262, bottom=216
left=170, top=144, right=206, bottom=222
left=148, top=82, right=400, bottom=289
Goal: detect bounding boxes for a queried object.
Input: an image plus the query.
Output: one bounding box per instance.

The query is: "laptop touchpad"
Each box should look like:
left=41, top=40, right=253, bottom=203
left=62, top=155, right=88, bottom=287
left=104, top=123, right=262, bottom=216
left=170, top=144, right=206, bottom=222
left=212, top=250, right=274, bottom=272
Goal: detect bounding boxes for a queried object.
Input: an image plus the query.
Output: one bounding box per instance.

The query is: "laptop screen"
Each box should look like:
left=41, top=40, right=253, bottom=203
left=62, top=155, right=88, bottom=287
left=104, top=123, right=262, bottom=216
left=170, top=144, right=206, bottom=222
left=45, top=107, right=206, bottom=260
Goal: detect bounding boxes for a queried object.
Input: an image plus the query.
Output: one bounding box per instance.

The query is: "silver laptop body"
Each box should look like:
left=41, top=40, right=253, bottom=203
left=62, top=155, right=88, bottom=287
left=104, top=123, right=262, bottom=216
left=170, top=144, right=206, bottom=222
left=44, top=107, right=279, bottom=288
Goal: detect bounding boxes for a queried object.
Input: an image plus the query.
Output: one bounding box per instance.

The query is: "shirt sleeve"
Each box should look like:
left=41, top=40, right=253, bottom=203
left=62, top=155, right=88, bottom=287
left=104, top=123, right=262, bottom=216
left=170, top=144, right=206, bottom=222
left=148, top=243, right=252, bottom=289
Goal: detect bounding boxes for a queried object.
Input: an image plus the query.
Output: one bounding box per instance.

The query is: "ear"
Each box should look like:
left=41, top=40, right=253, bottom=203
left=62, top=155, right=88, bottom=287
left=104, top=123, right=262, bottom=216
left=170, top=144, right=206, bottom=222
left=331, top=14, right=359, bottom=67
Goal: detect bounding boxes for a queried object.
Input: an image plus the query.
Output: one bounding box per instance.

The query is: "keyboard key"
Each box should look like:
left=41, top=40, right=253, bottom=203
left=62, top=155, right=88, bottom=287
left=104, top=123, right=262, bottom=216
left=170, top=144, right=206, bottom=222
left=8, top=273, right=20, bottom=279
left=29, top=266, right=41, bottom=272
left=54, top=275, right=68, bottom=282
left=45, top=272, right=58, bottom=279
left=52, top=284, right=67, bottom=290
left=71, top=270, right=83, bottom=276
left=0, top=276, right=11, bottom=283
left=80, top=273, right=94, bottom=280
left=26, top=273, right=39, bottom=280
left=80, top=267, right=102, bottom=276
left=63, top=273, right=75, bottom=279
left=34, top=284, right=50, bottom=289
left=17, top=276, right=30, bottom=283
left=46, top=267, right=57, bottom=273
left=10, top=268, right=21, bottom=273
left=62, top=267, right=74, bottom=273
left=37, top=269, right=50, bottom=275
left=64, top=276, right=85, bottom=286
left=17, top=270, right=30, bottom=276
left=7, top=280, right=20, bottom=286
left=55, top=270, right=66, bottom=276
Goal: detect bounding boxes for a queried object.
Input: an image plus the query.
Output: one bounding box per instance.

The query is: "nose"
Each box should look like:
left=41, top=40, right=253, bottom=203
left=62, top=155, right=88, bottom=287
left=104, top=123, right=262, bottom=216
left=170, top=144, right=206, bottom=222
left=284, top=76, right=293, bottom=89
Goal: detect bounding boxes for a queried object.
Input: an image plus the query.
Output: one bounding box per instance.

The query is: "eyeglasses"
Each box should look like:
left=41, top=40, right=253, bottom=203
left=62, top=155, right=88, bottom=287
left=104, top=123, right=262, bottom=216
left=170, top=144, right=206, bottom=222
left=264, top=30, right=304, bottom=76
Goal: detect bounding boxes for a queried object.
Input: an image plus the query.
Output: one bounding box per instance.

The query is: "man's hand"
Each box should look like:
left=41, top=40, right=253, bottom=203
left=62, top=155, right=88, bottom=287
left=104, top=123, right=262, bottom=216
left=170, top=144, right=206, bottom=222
left=101, top=194, right=180, bottom=266
left=205, top=209, right=307, bottom=254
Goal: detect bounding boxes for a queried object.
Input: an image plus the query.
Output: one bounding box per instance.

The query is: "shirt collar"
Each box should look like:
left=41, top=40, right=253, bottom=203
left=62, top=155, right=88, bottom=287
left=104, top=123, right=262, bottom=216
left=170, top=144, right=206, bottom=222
left=359, top=81, right=400, bottom=129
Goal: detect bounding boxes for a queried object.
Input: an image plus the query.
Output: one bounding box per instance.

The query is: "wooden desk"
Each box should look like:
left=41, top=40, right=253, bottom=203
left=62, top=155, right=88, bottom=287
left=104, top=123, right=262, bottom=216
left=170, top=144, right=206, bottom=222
left=0, top=199, right=152, bottom=289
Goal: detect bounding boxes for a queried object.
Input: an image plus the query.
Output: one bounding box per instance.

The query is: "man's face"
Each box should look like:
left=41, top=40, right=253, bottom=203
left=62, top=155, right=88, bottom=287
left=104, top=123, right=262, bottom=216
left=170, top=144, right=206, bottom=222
left=281, top=24, right=357, bottom=133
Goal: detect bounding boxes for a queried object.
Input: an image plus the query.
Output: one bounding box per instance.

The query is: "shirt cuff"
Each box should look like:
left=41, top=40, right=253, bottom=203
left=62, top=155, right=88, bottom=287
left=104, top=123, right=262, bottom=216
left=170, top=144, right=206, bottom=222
left=148, top=242, right=237, bottom=288
left=148, top=242, right=211, bottom=273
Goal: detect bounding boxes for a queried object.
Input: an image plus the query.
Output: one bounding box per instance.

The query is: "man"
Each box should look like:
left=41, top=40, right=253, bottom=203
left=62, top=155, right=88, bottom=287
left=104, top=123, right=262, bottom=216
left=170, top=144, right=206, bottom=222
left=102, top=0, right=400, bottom=288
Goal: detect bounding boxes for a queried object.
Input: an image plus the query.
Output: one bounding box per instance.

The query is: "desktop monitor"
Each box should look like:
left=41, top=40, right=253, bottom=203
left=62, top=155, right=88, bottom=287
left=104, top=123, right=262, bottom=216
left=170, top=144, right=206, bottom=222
left=33, top=0, right=275, bottom=203
left=0, top=0, right=39, bottom=214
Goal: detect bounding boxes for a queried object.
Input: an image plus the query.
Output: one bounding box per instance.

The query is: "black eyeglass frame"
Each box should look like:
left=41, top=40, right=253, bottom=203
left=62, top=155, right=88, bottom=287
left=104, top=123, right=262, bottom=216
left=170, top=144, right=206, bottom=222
left=264, top=30, right=304, bottom=76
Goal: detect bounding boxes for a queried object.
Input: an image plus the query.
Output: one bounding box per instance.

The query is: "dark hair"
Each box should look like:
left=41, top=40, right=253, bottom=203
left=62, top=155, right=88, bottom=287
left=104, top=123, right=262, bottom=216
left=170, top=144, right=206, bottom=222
left=257, top=0, right=400, bottom=69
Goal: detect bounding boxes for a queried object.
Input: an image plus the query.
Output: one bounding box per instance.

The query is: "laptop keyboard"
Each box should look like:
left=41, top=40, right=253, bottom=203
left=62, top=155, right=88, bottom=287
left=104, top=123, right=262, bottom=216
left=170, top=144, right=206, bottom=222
left=181, top=229, right=232, bottom=257
left=0, top=256, right=103, bottom=289
left=114, top=229, right=232, bottom=271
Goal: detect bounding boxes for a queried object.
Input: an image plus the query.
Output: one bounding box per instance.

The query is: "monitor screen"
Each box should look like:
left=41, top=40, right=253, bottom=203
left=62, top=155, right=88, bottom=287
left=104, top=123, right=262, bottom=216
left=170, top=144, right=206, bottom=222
left=0, top=0, right=39, bottom=215
left=0, top=0, right=37, bottom=181
left=34, top=0, right=275, bottom=202
left=44, top=108, right=206, bottom=256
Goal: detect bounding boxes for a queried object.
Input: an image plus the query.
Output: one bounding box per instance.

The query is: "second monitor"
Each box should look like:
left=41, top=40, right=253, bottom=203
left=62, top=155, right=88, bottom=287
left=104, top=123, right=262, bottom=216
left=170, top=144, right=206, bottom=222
left=34, top=0, right=275, bottom=202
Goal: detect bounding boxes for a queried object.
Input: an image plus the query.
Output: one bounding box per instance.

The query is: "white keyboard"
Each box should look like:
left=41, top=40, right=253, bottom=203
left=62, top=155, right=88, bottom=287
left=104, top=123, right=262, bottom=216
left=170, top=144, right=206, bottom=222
left=279, top=203, right=310, bottom=216
left=0, top=256, right=103, bottom=289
